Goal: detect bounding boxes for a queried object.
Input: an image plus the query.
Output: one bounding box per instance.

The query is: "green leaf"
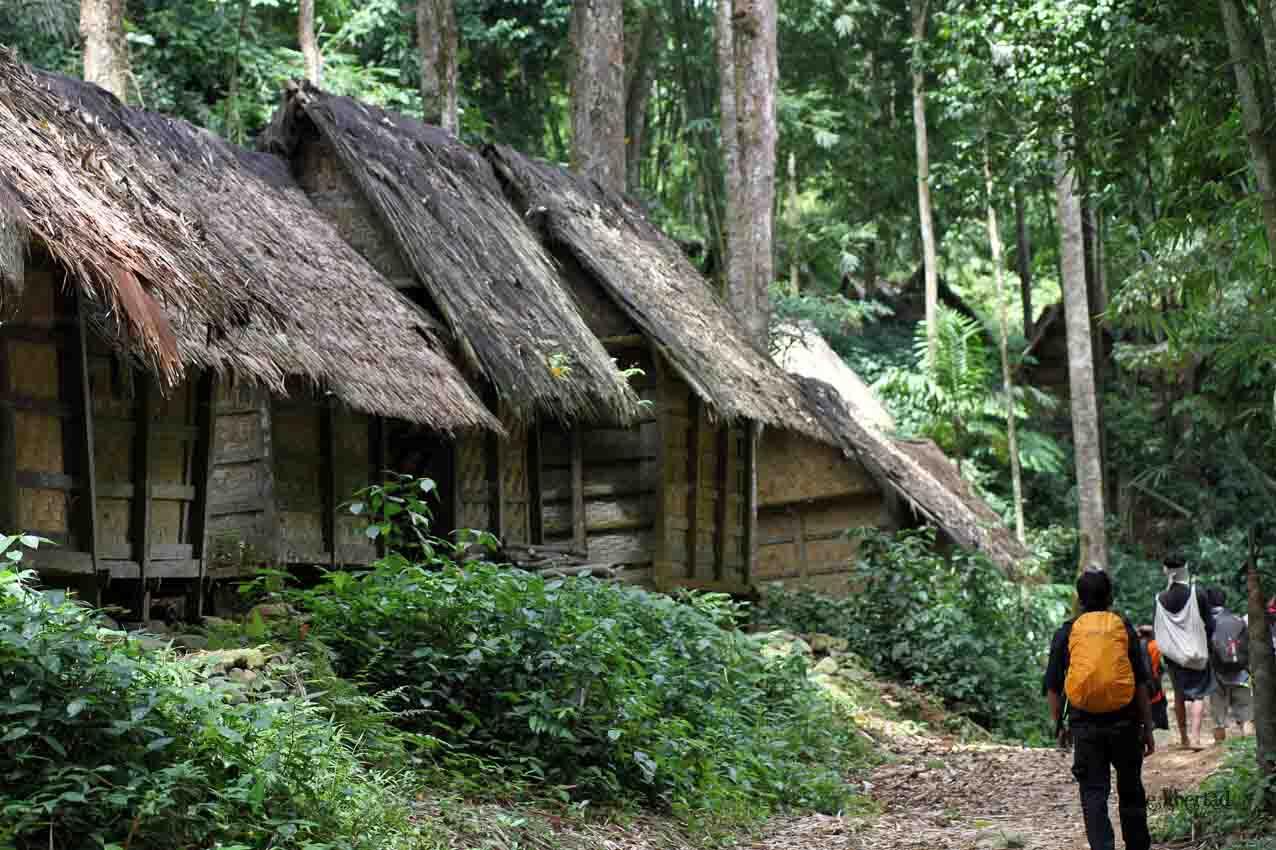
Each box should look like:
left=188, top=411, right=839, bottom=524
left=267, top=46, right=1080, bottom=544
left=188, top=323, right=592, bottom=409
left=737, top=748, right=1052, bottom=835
left=1, top=726, right=29, bottom=742
left=146, top=736, right=175, bottom=752
left=66, top=699, right=86, bottom=718
left=365, top=525, right=383, bottom=540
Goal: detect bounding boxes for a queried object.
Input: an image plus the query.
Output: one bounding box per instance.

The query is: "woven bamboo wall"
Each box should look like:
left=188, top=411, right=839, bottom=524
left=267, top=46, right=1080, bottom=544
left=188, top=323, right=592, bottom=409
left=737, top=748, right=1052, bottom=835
left=207, top=380, right=274, bottom=576
left=755, top=427, right=887, bottom=592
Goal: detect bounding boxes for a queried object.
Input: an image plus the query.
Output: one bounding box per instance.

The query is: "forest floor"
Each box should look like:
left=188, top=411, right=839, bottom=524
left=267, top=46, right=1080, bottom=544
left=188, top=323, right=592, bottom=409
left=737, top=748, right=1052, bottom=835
left=747, top=692, right=1227, bottom=850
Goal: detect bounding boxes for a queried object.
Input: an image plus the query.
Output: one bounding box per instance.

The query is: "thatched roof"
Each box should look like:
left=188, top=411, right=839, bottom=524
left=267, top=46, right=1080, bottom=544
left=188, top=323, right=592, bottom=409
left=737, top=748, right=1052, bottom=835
left=484, top=144, right=826, bottom=439
left=0, top=52, right=494, bottom=431
left=780, top=335, right=1028, bottom=578
left=264, top=84, right=641, bottom=426
left=773, top=322, right=894, bottom=431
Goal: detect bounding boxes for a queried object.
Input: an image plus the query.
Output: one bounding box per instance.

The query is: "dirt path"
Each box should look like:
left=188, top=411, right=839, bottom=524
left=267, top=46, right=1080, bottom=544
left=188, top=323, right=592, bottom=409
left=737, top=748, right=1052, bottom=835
left=746, top=695, right=1229, bottom=850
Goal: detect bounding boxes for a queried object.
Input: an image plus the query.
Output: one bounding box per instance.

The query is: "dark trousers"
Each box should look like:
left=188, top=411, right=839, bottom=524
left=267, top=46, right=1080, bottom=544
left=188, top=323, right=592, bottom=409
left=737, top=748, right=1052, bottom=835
left=1071, top=723, right=1150, bottom=850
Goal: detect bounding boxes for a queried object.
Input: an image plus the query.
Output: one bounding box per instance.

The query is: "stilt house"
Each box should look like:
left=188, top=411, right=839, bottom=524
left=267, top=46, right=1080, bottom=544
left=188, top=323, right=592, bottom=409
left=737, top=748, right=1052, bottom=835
left=0, top=55, right=493, bottom=615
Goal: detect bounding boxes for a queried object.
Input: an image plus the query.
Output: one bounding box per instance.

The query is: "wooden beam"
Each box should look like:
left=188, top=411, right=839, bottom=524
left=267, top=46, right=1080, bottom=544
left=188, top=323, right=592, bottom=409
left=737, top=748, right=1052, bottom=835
left=684, top=396, right=701, bottom=579
left=794, top=507, right=810, bottom=585
left=712, top=426, right=730, bottom=581
left=528, top=418, right=544, bottom=544
left=0, top=335, right=16, bottom=532
left=650, top=347, right=670, bottom=590
left=190, top=373, right=217, bottom=619
left=73, top=293, right=101, bottom=600
left=320, top=396, right=337, bottom=566
left=570, top=427, right=585, bottom=553
left=743, top=421, right=760, bottom=587
left=131, top=374, right=152, bottom=620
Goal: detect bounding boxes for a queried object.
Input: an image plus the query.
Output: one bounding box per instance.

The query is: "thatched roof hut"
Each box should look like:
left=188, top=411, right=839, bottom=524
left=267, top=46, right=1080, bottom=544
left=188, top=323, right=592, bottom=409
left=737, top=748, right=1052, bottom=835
left=263, top=83, right=641, bottom=426
left=484, top=145, right=826, bottom=438
left=793, top=373, right=1028, bottom=578
left=0, top=52, right=493, bottom=431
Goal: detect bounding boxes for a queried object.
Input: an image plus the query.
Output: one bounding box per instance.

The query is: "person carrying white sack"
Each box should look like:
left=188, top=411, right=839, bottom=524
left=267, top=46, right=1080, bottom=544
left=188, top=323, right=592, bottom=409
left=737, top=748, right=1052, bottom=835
left=1154, top=555, right=1216, bottom=750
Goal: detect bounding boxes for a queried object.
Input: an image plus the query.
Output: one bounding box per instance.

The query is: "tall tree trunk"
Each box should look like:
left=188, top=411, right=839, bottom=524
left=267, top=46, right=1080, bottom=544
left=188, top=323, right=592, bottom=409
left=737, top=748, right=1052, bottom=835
left=1220, top=0, right=1276, bottom=255
left=1247, top=548, right=1276, bottom=805
left=571, top=0, right=625, bottom=192
left=1055, top=134, right=1108, bottom=569
left=1014, top=183, right=1033, bottom=333
left=299, top=0, right=322, bottom=85
left=418, top=0, right=459, bottom=133
left=910, top=0, right=938, bottom=367
left=716, top=0, right=739, bottom=298
left=80, top=0, right=128, bottom=99
left=787, top=152, right=799, bottom=295
left=726, top=0, right=777, bottom=348
left=625, top=7, right=660, bottom=193
left=986, top=154, right=1025, bottom=544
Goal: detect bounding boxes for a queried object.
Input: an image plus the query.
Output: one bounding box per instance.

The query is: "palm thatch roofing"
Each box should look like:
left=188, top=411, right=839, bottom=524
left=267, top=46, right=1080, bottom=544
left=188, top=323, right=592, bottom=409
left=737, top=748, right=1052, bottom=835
left=264, top=83, right=641, bottom=426
left=0, top=52, right=494, bottom=431
left=776, top=330, right=1028, bottom=578
left=484, top=144, right=826, bottom=439
left=798, top=379, right=1027, bottom=577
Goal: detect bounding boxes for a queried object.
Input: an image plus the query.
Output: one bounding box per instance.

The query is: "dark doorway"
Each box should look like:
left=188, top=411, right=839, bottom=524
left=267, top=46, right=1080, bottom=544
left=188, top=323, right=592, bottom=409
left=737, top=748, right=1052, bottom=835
left=385, top=422, right=456, bottom=537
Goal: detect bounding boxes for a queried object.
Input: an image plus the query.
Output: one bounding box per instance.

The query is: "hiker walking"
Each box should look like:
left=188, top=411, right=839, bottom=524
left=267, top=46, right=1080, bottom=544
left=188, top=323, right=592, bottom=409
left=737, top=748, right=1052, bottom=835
left=1136, top=625, right=1169, bottom=731
left=1153, top=555, right=1215, bottom=750
left=1206, top=587, right=1251, bottom=743
left=1045, top=568, right=1155, bottom=850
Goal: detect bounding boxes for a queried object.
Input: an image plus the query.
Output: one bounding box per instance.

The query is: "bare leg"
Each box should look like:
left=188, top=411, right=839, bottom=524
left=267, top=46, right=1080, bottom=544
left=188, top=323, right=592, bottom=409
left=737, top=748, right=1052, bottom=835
left=1175, top=693, right=1189, bottom=746
left=1188, top=699, right=1206, bottom=748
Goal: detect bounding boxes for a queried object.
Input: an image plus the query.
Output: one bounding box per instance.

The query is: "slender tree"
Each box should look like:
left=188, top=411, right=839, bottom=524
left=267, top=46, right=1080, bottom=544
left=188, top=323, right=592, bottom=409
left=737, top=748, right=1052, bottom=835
left=625, top=6, right=661, bottom=193
left=716, top=0, right=739, bottom=297
left=80, top=0, right=127, bottom=99
left=985, top=154, right=1025, bottom=544
left=418, top=0, right=459, bottom=134
left=1014, top=183, right=1033, bottom=332
left=1248, top=549, right=1276, bottom=800
left=911, top=0, right=939, bottom=367
left=299, top=0, right=322, bottom=85
left=787, top=152, right=799, bottom=295
left=1055, top=135, right=1107, bottom=569
left=571, top=0, right=625, bottom=192
left=726, top=0, right=778, bottom=347
left=1219, top=0, right=1276, bottom=253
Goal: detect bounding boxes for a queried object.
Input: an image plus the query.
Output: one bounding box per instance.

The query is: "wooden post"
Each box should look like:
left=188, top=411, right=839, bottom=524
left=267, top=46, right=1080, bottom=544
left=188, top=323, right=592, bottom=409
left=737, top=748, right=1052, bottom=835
left=650, top=347, right=670, bottom=590
left=793, top=508, right=809, bottom=585
left=320, top=397, right=337, bottom=566
left=685, top=396, right=701, bottom=579
left=712, top=426, right=730, bottom=581
left=570, top=426, right=585, bottom=553
left=257, top=387, right=280, bottom=565
left=742, top=420, right=759, bottom=587
left=72, top=296, right=101, bottom=603
left=0, top=334, right=15, bottom=532
left=528, top=418, right=544, bottom=544
left=131, top=374, right=152, bottom=621
left=190, top=373, right=217, bottom=619
left=486, top=427, right=504, bottom=541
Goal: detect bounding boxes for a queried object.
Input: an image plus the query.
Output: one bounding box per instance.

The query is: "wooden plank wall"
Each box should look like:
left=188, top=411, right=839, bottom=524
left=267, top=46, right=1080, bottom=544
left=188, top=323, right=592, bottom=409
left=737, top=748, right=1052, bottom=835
left=538, top=345, right=659, bottom=579
left=269, top=387, right=376, bottom=566
left=756, top=427, right=888, bottom=593
left=650, top=359, right=748, bottom=592
left=3, top=251, right=215, bottom=613
left=207, top=381, right=276, bottom=577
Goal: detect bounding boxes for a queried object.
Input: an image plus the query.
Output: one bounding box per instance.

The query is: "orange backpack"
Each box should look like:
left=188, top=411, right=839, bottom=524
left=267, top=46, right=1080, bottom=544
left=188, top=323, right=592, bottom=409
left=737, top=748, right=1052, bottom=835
left=1065, top=612, right=1135, bottom=714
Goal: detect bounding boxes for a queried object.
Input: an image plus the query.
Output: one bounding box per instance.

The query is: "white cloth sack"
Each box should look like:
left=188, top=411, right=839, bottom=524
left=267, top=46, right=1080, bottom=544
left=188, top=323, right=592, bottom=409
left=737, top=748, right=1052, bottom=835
left=1155, top=582, right=1209, bottom=670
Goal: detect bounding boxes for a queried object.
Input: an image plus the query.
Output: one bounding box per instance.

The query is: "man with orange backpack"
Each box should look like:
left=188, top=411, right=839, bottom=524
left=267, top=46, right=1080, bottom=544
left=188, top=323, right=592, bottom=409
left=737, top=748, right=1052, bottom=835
left=1045, top=568, right=1156, bottom=850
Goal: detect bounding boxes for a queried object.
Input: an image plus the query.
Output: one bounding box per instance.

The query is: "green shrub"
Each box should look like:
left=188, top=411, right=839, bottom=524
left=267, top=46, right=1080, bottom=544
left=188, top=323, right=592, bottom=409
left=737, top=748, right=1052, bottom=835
left=752, top=528, right=1072, bottom=742
left=1154, top=737, right=1275, bottom=842
left=287, top=557, right=868, bottom=821
left=0, top=567, right=429, bottom=850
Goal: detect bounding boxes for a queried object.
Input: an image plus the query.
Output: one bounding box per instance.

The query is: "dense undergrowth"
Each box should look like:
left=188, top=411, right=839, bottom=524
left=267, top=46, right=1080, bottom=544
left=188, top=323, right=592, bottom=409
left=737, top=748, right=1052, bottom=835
left=753, top=527, right=1071, bottom=742
left=1154, top=737, right=1275, bottom=847
left=0, top=524, right=871, bottom=849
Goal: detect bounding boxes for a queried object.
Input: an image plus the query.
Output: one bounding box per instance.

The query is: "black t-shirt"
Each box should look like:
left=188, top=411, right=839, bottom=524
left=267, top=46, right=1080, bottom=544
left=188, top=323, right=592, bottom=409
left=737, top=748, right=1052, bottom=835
left=1043, top=611, right=1150, bottom=726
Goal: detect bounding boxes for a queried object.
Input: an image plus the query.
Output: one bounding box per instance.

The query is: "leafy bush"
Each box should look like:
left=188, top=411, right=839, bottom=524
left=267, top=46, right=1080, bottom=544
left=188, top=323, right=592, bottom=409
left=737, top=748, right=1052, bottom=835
left=287, top=557, right=868, bottom=821
left=752, top=528, right=1072, bottom=742
left=1154, top=737, right=1274, bottom=842
left=0, top=566, right=429, bottom=850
